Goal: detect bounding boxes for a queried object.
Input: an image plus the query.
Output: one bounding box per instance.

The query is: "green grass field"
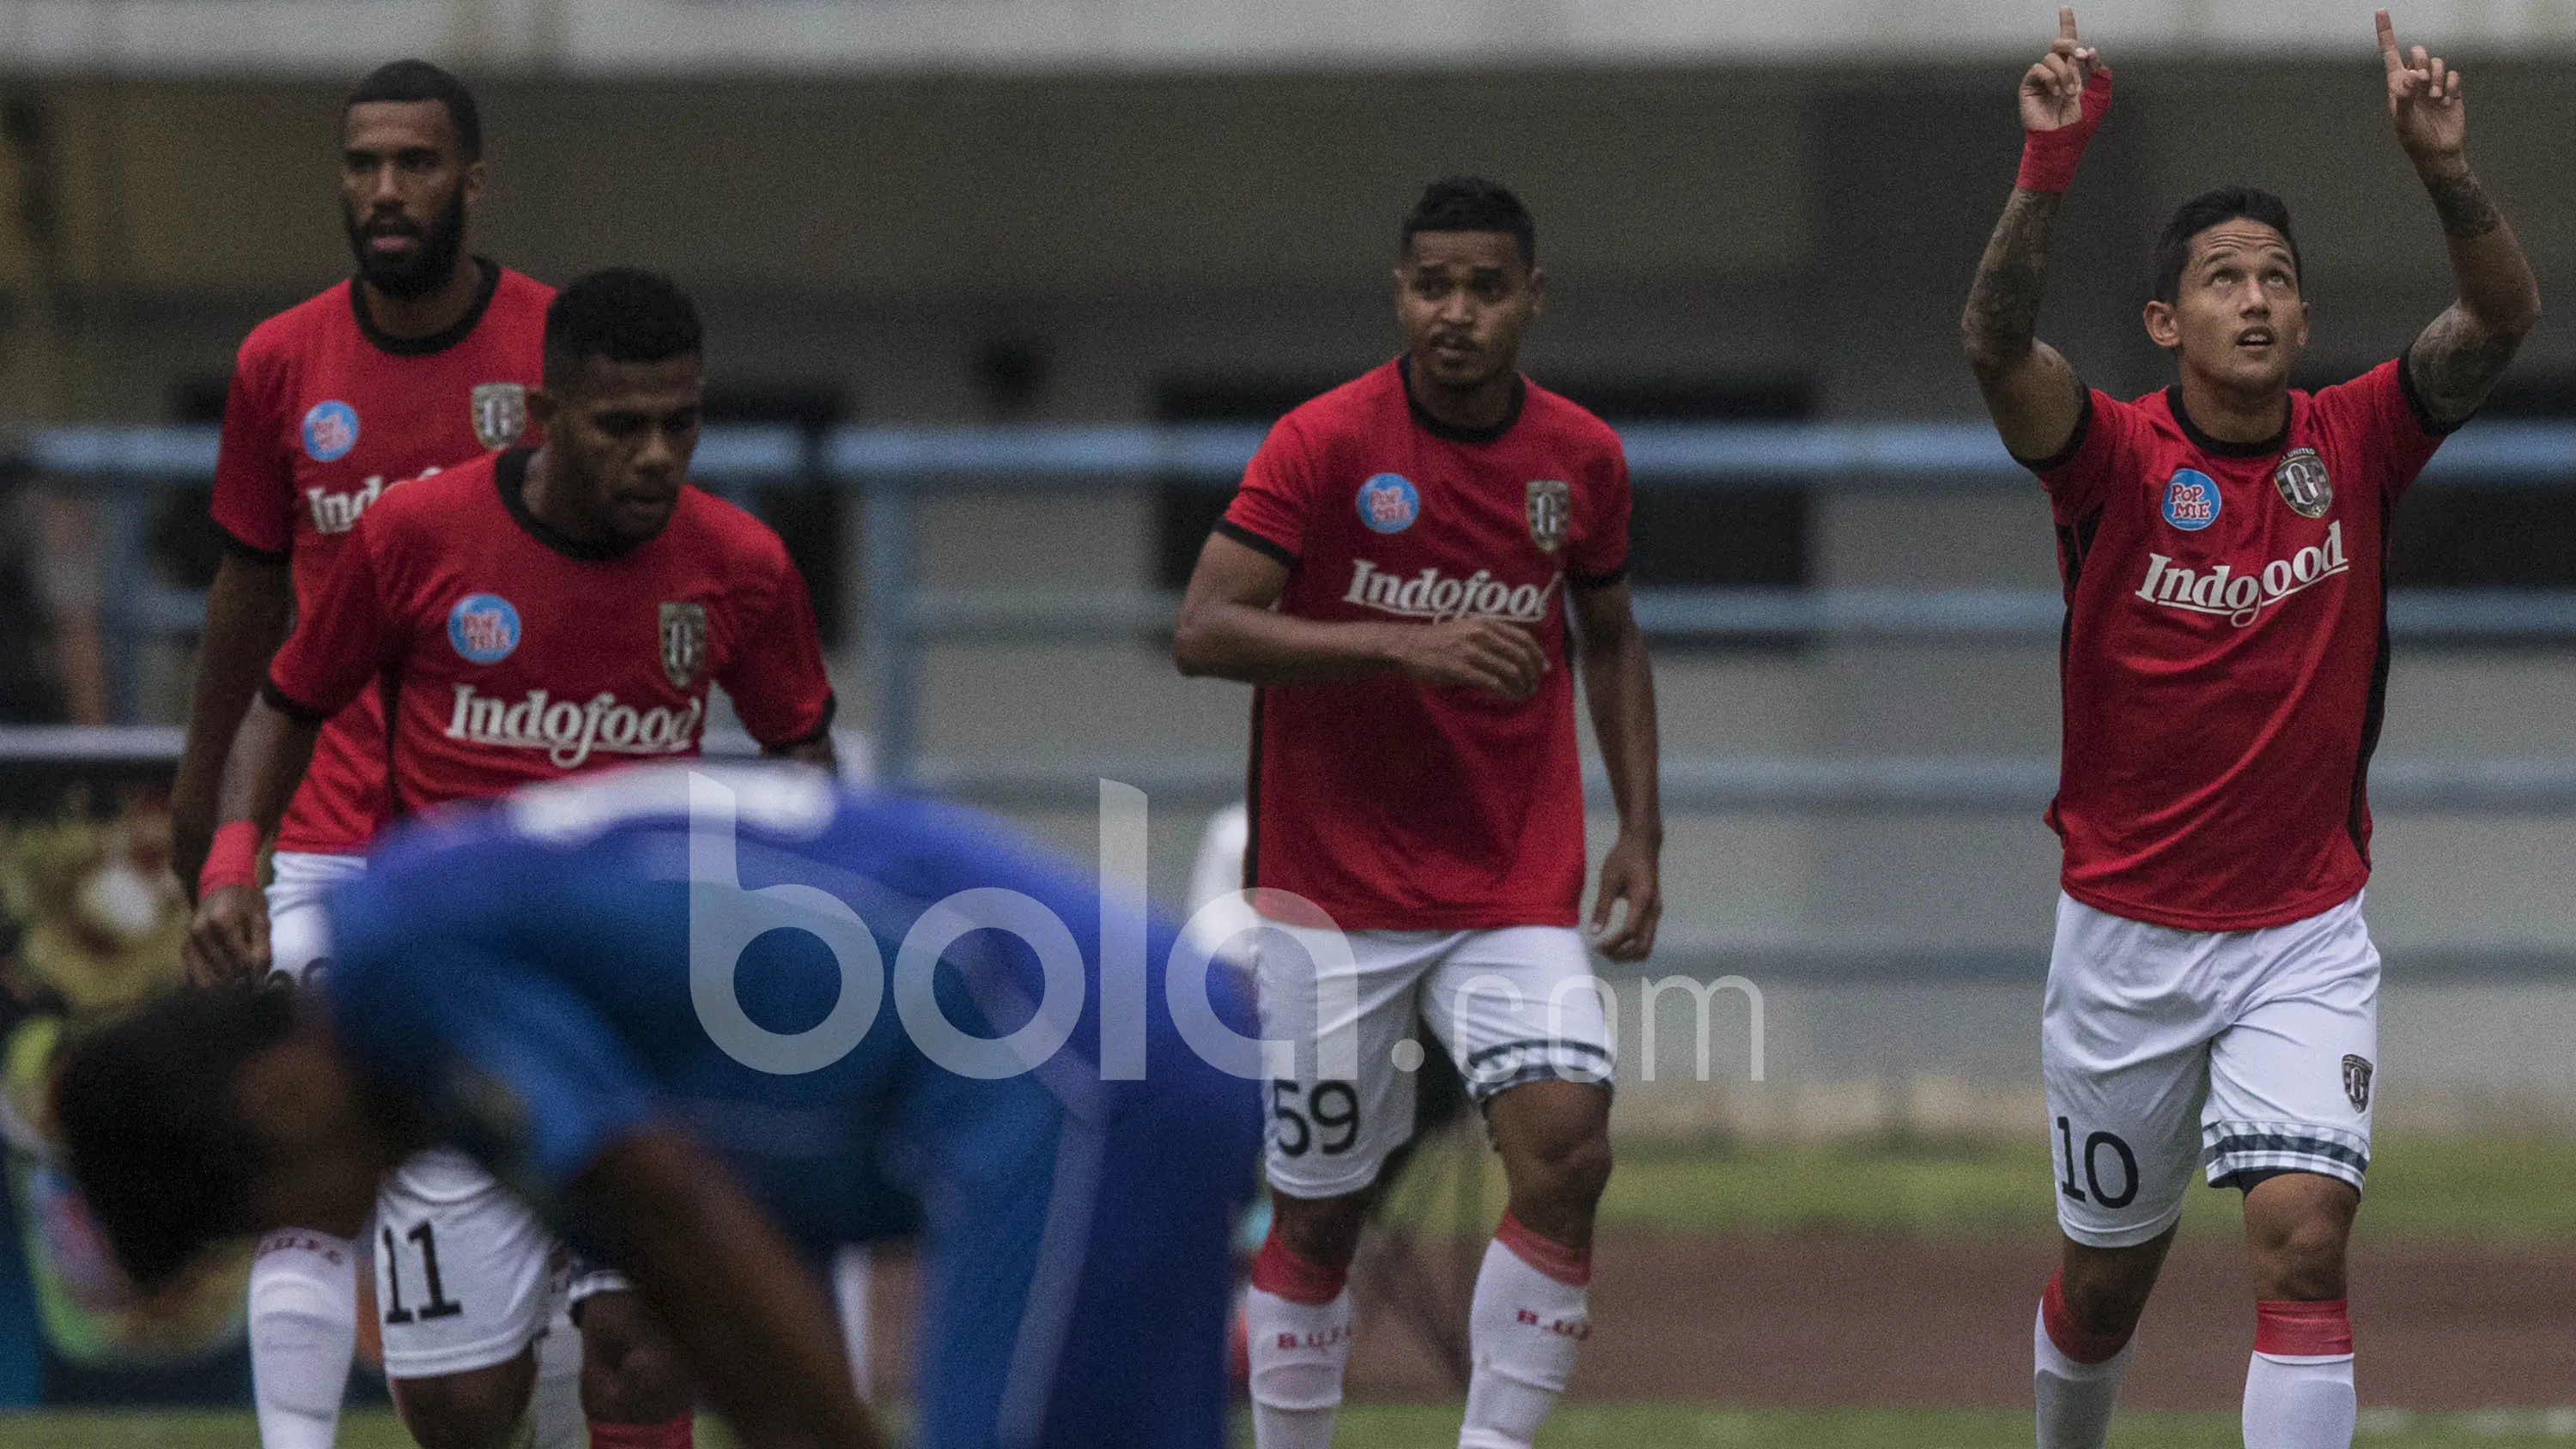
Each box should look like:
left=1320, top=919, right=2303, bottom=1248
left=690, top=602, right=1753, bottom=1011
left=13, top=1406, right=2576, bottom=1449
left=1381, top=1132, right=2576, bottom=1244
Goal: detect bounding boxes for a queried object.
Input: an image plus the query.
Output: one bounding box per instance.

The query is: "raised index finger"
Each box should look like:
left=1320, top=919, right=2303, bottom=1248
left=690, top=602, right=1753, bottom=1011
left=2059, top=5, right=2079, bottom=44
left=2376, top=9, right=2403, bottom=73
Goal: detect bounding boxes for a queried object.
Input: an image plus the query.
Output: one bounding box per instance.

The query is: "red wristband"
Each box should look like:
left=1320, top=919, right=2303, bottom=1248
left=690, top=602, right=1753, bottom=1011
left=199, top=820, right=264, bottom=894
left=2017, top=68, right=2114, bottom=193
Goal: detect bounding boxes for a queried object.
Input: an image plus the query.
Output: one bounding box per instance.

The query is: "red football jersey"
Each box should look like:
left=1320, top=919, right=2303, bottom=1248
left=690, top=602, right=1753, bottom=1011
left=2036, top=358, right=2448, bottom=931
left=210, top=263, right=553, bottom=852
left=1218, top=359, right=1631, bottom=931
left=263, top=449, right=833, bottom=811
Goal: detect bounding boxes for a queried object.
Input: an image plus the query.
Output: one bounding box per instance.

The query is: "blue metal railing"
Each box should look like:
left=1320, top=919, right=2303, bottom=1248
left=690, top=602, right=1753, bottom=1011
left=15, top=420, right=2576, bottom=797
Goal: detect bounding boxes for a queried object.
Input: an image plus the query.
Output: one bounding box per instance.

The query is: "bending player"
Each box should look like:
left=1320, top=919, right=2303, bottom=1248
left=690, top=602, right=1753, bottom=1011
left=1959, top=12, right=2538, bottom=1449
left=1173, top=177, right=1662, bottom=1449
left=56, top=763, right=1263, bottom=1449
left=187, top=270, right=838, bottom=1449
left=165, top=59, right=559, bottom=1449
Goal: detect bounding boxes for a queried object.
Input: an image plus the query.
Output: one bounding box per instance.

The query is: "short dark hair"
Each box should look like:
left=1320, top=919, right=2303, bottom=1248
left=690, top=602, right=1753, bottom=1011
left=543, top=269, right=704, bottom=390
left=345, top=59, right=483, bottom=161
left=52, top=987, right=295, bottom=1288
left=2153, top=186, right=2301, bottom=305
left=1401, top=176, right=1536, bottom=268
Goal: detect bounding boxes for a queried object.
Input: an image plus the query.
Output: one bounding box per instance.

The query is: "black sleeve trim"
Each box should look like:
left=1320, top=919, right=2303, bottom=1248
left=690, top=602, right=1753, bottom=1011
left=1569, top=564, right=1629, bottom=590
left=2394, top=344, right=2470, bottom=438
left=1212, top=518, right=1297, bottom=566
left=260, top=676, right=331, bottom=726
left=2008, top=379, right=2095, bottom=472
left=763, top=691, right=838, bottom=750
left=217, top=523, right=290, bottom=566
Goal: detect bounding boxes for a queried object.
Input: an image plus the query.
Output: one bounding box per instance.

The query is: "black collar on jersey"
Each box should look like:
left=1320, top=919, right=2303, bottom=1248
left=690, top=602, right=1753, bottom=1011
left=349, top=256, right=501, bottom=358
left=496, top=447, right=648, bottom=562
left=1398, top=355, right=1525, bottom=445
left=2164, top=384, right=2291, bottom=458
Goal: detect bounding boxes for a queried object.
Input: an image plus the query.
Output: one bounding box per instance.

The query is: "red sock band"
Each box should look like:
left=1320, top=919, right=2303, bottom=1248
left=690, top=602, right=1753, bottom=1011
left=589, top=1414, right=691, bottom=1449
left=1250, top=1227, right=1347, bottom=1306
left=1495, top=1212, right=1591, bottom=1288
left=2254, top=1299, right=2352, bottom=1357
left=2040, top=1270, right=2132, bottom=1366
left=198, top=819, right=264, bottom=895
left=2016, top=69, right=2114, bottom=193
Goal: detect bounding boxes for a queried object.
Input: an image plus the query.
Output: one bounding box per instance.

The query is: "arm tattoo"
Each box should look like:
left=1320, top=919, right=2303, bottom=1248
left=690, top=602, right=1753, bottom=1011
left=2425, top=168, right=2502, bottom=240
left=1962, top=189, right=2063, bottom=379
left=2410, top=302, right=2523, bottom=427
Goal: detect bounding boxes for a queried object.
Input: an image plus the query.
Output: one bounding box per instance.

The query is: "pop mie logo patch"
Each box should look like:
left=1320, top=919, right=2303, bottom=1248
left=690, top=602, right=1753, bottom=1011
left=2161, top=469, right=2220, bottom=531
left=1356, top=473, right=1419, bottom=534
left=448, top=592, right=522, bottom=664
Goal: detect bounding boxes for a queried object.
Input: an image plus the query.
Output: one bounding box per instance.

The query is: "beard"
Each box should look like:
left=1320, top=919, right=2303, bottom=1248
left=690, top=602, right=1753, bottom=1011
left=343, top=184, right=468, bottom=299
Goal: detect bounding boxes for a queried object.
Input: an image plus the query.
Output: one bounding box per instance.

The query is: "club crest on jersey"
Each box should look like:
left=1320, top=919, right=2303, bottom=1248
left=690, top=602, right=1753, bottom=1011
left=471, top=383, right=528, bottom=452
left=301, top=401, right=360, bottom=463
left=448, top=592, right=522, bottom=664
left=659, top=603, right=709, bottom=690
left=2160, top=468, right=2220, bottom=531
left=2274, top=446, right=2333, bottom=519
left=1356, top=473, right=1420, bottom=534
left=1525, top=478, right=1571, bottom=554
left=2342, top=1053, right=2373, bottom=1111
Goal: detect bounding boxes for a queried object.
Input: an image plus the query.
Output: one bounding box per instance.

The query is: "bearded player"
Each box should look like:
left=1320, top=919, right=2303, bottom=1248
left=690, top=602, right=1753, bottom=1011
left=166, top=59, right=557, bottom=1449
left=186, top=269, right=837, bottom=1449
left=1173, top=176, right=1662, bottom=1449
left=1960, top=12, right=2538, bottom=1448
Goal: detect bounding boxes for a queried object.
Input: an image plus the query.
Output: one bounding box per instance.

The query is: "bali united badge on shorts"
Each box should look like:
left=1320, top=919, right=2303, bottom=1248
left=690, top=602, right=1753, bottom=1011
left=2274, top=446, right=2333, bottom=519
left=659, top=603, right=708, bottom=690
left=1525, top=478, right=1571, bottom=554
left=2342, top=1053, right=2374, bottom=1112
left=471, top=382, right=529, bottom=452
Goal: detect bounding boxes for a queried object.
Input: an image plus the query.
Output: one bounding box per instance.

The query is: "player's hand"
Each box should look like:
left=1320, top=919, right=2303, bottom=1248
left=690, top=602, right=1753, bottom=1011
left=2021, top=8, right=2105, bottom=133
left=183, top=884, right=272, bottom=987
left=1388, top=616, right=1547, bottom=700
left=2379, top=10, right=2467, bottom=171
left=1589, top=831, right=1662, bottom=963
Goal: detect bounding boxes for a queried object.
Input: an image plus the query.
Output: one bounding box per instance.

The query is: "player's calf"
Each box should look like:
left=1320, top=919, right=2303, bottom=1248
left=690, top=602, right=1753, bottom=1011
left=391, top=1352, right=538, bottom=1449
left=1248, top=1189, right=1369, bottom=1449
left=1460, top=1080, right=1609, bottom=1449
left=574, top=1289, right=694, bottom=1449
left=2241, top=1173, right=2360, bottom=1449
left=2244, top=1172, right=2358, bottom=1301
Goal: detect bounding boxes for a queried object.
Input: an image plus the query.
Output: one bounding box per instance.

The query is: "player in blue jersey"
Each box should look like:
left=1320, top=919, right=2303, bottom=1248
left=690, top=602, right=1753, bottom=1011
left=52, top=764, right=1265, bottom=1449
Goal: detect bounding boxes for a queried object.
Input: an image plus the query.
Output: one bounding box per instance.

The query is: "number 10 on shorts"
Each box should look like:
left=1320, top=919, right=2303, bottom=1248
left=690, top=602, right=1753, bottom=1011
left=2055, top=1116, right=2139, bottom=1210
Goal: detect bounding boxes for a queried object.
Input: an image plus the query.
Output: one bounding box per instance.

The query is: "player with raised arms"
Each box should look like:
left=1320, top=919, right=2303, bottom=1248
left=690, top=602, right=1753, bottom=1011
left=54, top=761, right=1264, bottom=1449
left=186, top=269, right=838, bottom=1449
left=1172, top=176, right=1662, bottom=1449
left=1959, top=11, right=2538, bottom=1448
left=165, top=58, right=559, bottom=1449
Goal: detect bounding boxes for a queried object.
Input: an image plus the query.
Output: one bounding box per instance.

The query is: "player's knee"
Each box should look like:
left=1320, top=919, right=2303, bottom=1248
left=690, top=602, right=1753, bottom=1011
left=1270, top=1191, right=1370, bottom=1271
left=577, top=1293, right=694, bottom=1424
left=2244, top=1172, right=2357, bottom=1300
left=392, top=1359, right=534, bottom=1449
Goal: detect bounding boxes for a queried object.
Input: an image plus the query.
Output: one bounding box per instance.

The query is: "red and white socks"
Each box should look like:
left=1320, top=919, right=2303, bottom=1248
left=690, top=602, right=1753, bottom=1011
left=1460, top=1213, right=1590, bottom=1449
left=1244, top=1229, right=1352, bottom=1449
left=2033, top=1270, right=2134, bottom=1449
left=248, top=1230, right=360, bottom=1449
left=2245, top=1299, right=2355, bottom=1449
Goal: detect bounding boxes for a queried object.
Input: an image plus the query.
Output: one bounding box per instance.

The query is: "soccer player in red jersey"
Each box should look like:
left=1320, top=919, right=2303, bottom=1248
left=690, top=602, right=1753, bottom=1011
left=1961, top=12, right=2538, bottom=1447
left=165, top=59, right=556, bottom=1449
left=1173, top=178, right=1662, bottom=1449
left=186, top=270, right=836, bottom=1449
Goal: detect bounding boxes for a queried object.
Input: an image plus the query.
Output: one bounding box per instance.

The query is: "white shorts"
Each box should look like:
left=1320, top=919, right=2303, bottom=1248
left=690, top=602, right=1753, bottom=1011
left=2042, top=891, right=2379, bottom=1250
left=265, top=850, right=368, bottom=986
left=373, top=1149, right=570, bottom=1379
left=1251, top=923, right=1613, bottom=1199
